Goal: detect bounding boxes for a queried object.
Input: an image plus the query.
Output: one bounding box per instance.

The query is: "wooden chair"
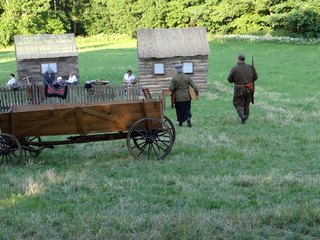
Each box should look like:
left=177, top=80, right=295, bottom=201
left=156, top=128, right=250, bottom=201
left=162, top=89, right=175, bottom=109
left=142, top=88, right=152, bottom=100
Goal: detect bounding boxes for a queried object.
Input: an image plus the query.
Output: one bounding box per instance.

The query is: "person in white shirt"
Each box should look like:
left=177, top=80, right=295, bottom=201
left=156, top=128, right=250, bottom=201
left=123, top=70, right=136, bottom=85
left=7, top=73, right=19, bottom=90
left=66, top=72, right=78, bottom=85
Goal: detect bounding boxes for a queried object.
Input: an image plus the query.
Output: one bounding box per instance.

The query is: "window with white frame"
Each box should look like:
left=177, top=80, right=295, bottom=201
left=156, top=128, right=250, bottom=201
left=183, top=62, right=194, bottom=74
left=41, top=63, right=57, bottom=74
left=154, top=63, right=165, bottom=75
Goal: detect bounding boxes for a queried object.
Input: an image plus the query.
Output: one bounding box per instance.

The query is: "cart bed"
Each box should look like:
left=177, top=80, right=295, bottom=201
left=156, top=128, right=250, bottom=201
left=0, top=100, right=163, bottom=138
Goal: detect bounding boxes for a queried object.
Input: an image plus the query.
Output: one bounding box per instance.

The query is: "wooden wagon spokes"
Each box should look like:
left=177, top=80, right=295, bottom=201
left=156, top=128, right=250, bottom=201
left=21, top=136, right=42, bottom=157
left=126, top=118, right=173, bottom=160
left=0, top=133, right=23, bottom=165
left=163, top=115, right=176, bottom=143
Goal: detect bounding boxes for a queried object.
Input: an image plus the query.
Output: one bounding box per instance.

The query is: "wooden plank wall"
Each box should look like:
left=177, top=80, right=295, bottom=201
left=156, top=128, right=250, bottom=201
left=138, top=56, right=208, bottom=94
left=16, top=56, right=79, bottom=83
left=0, top=84, right=141, bottom=113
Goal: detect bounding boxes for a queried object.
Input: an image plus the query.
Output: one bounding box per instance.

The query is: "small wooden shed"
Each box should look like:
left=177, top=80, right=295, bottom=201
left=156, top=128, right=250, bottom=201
left=14, top=34, right=79, bottom=84
left=137, top=27, right=210, bottom=94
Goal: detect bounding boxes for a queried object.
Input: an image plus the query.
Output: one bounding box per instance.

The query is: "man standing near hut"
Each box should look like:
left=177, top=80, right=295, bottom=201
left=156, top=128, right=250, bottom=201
left=43, top=67, right=55, bottom=85
left=227, top=54, right=258, bottom=124
left=169, top=63, right=199, bottom=127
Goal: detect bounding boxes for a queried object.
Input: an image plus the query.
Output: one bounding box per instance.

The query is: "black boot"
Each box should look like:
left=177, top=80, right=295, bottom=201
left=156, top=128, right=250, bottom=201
left=240, top=115, right=248, bottom=124
left=187, top=118, right=192, bottom=127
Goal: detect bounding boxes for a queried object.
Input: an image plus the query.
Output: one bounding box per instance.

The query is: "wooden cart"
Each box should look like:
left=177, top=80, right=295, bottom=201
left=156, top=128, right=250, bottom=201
left=0, top=99, right=175, bottom=165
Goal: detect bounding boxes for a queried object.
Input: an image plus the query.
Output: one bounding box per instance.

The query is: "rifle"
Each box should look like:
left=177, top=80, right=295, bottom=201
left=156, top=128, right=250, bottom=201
left=251, top=56, right=255, bottom=104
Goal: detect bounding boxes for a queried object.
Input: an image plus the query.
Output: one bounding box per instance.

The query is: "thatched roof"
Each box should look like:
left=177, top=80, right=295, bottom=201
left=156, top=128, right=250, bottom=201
left=14, top=34, right=78, bottom=60
left=137, top=27, right=210, bottom=59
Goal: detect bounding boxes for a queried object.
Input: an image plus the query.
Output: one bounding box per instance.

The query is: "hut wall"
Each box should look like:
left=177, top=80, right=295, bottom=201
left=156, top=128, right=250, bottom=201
left=138, top=56, right=208, bottom=94
left=16, top=56, right=79, bottom=84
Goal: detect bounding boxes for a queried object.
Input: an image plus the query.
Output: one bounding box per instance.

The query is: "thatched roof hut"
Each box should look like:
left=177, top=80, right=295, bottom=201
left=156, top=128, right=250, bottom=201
left=137, top=27, right=210, bottom=94
left=14, top=34, right=79, bottom=83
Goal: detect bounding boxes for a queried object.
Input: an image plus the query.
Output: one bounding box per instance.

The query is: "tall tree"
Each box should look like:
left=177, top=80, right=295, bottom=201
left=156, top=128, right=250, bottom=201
left=0, top=0, right=69, bottom=46
left=1, top=0, right=320, bottom=46
left=83, top=0, right=112, bottom=35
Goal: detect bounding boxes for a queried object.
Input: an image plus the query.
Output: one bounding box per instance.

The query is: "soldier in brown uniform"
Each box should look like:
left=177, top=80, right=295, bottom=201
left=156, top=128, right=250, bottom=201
left=228, top=54, right=258, bottom=124
left=169, top=63, right=199, bottom=127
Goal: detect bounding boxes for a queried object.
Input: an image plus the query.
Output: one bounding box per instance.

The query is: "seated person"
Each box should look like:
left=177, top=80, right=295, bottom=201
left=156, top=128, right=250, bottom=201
left=43, top=67, right=55, bottom=85
left=56, top=76, right=65, bottom=86
left=66, top=72, right=78, bottom=85
left=123, top=69, right=136, bottom=86
left=45, top=76, right=68, bottom=99
left=7, top=73, right=20, bottom=90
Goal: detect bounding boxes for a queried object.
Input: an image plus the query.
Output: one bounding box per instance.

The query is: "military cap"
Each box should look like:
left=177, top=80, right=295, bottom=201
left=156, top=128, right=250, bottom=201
left=238, top=54, right=245, bottom=61
left=174, top=63, right=183, bottom=69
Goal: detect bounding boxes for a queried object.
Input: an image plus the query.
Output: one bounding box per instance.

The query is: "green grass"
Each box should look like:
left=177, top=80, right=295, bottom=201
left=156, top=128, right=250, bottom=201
left=1, top=38, right=320, bottom=239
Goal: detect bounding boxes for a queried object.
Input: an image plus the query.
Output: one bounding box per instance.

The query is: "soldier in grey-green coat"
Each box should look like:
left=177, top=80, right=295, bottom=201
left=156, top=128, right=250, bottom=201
left=228, top=54, right=258, bottom=124
left=169, top=63, right=199, bottom=127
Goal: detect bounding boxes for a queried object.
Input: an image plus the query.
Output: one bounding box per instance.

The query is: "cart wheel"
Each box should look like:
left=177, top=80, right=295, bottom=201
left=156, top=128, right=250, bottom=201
left=22, top=136, right=42, bottom=157
left=164, top=115, right=176, bottom=143
left=132, top=116, right=175, bottom=149
left=127, top=118, right=173, bottom=160
left=0, top=133, right=23, bottom=165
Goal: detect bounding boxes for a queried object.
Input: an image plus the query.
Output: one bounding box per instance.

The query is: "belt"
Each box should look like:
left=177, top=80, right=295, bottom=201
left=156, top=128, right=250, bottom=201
left=235, top=83, right=254, bottom=92
left=235, top=83, right=252, bottom=87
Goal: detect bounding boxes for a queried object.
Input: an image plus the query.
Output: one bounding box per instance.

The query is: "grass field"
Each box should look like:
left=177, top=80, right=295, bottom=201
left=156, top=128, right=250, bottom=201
left=1, top=37, right=320, bottom=239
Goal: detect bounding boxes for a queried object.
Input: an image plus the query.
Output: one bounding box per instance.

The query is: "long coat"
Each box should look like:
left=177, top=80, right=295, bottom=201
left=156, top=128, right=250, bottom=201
left=169, top=73, right=199, bottom=102
left=227, top=62, right=258, bottom=96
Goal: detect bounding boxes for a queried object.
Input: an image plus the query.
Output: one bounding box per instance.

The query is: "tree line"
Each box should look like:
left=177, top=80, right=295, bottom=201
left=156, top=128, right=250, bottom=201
left=0, top=0, right=319, bottom=46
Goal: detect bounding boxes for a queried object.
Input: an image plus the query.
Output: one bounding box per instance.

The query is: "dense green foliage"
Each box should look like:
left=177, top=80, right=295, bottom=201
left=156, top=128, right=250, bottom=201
left=1, top=0, right=320, bottom=46
left=1, top=38, right=320, bottom=238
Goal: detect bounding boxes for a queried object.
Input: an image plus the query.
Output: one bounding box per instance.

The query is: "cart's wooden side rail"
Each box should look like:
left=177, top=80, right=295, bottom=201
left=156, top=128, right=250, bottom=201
left=0, top=100, right=163, bottom=138
left=0, top=84, right=141, bottom=112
